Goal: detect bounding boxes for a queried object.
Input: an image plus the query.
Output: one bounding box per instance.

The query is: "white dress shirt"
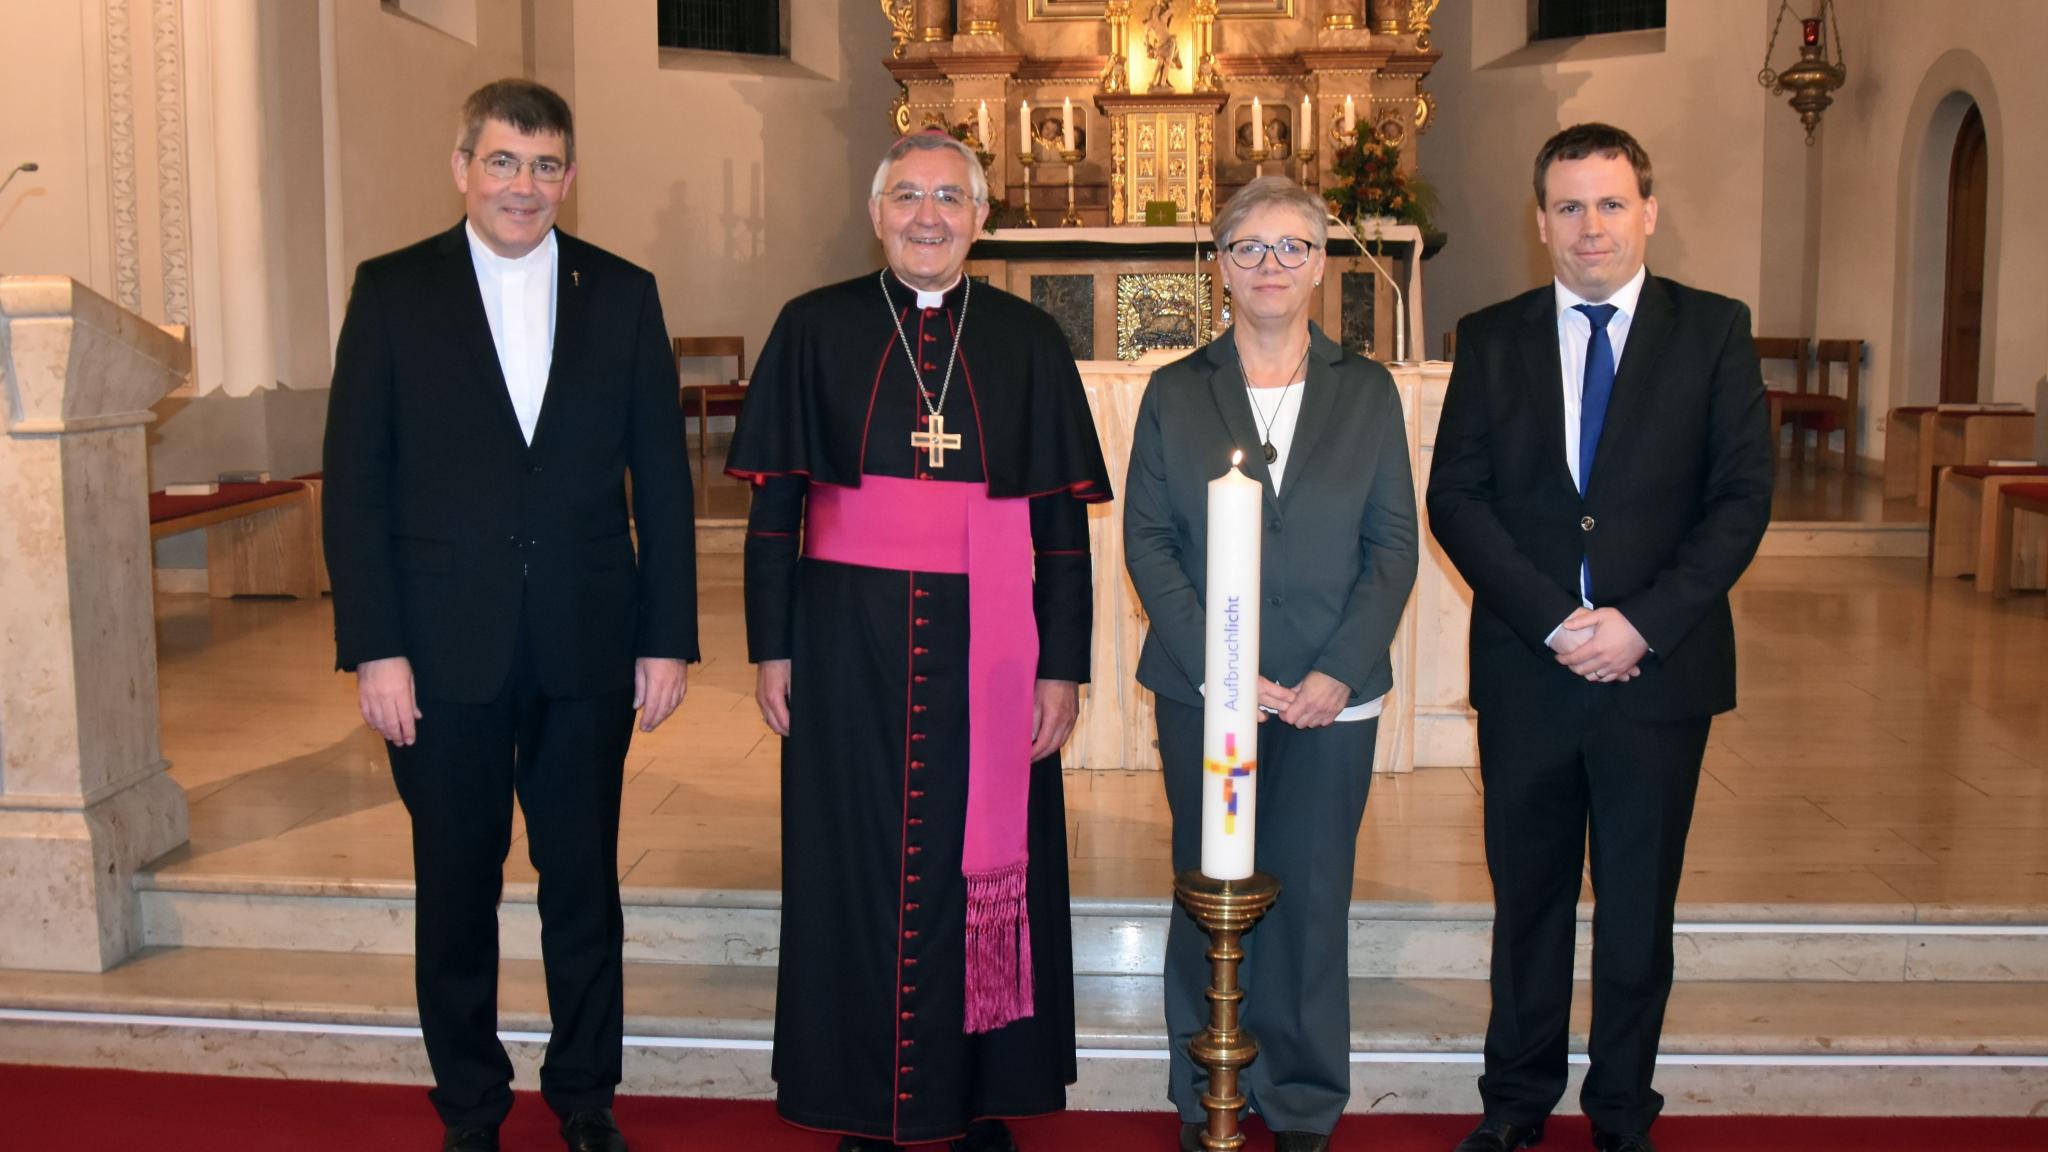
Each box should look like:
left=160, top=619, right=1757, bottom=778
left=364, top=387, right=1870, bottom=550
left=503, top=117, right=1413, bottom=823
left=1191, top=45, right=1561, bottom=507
left=466, top=222, right=558, bottom=445
left=1553, top=264, right=1646, bottom=621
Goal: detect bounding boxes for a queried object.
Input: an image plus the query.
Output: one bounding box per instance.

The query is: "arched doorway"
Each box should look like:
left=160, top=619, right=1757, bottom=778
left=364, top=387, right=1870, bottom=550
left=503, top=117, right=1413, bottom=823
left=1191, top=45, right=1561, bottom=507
left=1939, top=104, right=1987, bottom=403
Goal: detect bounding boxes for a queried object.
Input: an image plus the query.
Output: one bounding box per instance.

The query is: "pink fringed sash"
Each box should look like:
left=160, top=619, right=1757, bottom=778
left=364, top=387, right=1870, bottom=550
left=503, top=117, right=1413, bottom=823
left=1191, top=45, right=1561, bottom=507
left=804, top=476, right=1038, bottom=1033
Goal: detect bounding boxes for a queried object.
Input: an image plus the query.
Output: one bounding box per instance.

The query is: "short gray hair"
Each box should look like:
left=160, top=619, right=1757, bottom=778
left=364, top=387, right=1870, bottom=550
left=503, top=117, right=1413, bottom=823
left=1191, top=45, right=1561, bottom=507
left=1211, top=176, right=1329, bottom=250
left=870, top=130, right=989, bottom=204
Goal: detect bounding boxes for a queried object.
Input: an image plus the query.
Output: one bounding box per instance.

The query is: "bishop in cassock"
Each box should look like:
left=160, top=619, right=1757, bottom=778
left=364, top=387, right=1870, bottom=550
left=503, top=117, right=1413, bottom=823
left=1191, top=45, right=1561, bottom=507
left=726, top=131, right=1111, bottom=1152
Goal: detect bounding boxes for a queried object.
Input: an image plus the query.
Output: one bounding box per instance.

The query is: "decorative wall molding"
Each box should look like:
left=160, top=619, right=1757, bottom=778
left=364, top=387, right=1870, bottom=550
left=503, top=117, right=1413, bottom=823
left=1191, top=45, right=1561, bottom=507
left=106, top=0, right=142, bottom=313
left=153, top=0, right=191, bottom=325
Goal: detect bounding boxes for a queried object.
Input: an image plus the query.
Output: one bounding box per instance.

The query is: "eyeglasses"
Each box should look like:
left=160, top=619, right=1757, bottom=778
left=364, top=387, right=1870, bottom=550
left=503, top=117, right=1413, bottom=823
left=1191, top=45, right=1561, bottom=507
left=471, top=151, right=569, bottom=184
left=880, top=186, right=980, bottom=213
left=1224, top=237, right=1319, bottom=269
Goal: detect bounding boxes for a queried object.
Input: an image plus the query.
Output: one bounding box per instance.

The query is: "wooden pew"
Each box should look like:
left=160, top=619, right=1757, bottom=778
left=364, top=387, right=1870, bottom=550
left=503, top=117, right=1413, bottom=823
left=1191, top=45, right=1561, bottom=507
left=1929, top=465, right=2048, bottom=591
left=150, top=481, right=319, bottom=599
left=1989, top=482, right=2048, bottom=606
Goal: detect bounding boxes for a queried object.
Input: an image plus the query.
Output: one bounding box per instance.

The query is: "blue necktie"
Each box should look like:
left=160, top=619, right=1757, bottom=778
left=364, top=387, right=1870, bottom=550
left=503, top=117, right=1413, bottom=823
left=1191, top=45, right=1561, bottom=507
left=1574, top=302, right=1618, bottom=601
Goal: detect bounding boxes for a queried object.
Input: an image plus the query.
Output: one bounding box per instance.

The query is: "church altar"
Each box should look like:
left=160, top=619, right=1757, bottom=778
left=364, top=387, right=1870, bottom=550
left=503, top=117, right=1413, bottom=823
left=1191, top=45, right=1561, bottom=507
left=1066, top=359, right=1476, bottom=774
left=969, top=222, right=1424, bottom=366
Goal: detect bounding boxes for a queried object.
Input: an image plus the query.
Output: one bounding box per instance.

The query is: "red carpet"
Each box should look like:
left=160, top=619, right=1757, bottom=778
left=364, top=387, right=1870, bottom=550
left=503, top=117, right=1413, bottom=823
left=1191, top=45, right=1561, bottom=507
left=3, top=1065, right=2043, bottom=1150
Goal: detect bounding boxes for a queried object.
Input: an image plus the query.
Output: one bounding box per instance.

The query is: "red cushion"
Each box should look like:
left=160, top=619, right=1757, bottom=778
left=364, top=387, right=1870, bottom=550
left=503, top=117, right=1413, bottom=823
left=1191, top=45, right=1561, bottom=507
left=149, top=480, right=305, bottom=524
left=2003, top=482, right=2048, bottom=507
left=292, top=471, right=322, bottom=481
left=1891, top=405, right=1938, bottom=416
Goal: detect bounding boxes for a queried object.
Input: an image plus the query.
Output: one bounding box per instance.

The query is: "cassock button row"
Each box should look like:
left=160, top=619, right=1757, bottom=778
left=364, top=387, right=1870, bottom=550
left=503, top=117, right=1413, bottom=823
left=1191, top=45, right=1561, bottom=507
left=910, top=789, right=925, bottom=798
left=913, top=646, right=929, bottom=656
left=910, top=760, right=925, bottom=770
left=905, top=900, right=920, bottom=910
left=913, top=704, right=928, bottom=714
left=903, top=956, right=918, bottom=966
left=900, top=1093, right=914, bottom=1102
left=904, top=929, right=919, bottom=938
left=906, top=873, right=921, bottom=884
left=901, top=1040, right=914, bottom=1049
left=911, top=733, right=927, bottom=743
left=901, top=1012, right=914, bottom=1021
left=908, top=845, right=923, bottom=855
left=909, top=817, right=924, bottom=826
left=914, top=617, right=929, bottom=627
left=914, top=674, right=929, bottom=684
left=922, top=362, right=937, bottom=371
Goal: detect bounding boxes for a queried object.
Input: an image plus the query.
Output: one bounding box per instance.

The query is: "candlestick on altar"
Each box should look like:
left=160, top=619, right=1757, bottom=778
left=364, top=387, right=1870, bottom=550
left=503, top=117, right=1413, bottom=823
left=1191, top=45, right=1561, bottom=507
left=977, top=100, right=990, bottom=149
left=1343, top=94, right=1357, bottom=138
left=1057, top=147, right=1083, bottom=227
left=1246, top=145, right=1269, bottom=181
left=1175, top=449, right=1279, bottom=1151
left=1251, top=97, right=1264, bottom=151
left=1016, top=149, right=1040, bottom=228
left=1061, top=96, right=1075, bottom=151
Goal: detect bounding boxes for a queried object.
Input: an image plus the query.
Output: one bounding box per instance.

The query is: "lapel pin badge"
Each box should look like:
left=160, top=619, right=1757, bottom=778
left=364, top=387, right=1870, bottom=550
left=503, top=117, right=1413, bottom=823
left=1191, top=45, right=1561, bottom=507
left=571, top=269, right=580, bottom=288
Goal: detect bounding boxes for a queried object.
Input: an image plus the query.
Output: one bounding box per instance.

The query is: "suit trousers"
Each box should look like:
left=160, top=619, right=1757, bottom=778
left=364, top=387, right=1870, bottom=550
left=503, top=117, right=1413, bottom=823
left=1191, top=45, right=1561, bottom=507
left=387, top=628, right=635, bottom=1129
left=1159, top=697, right=1377, bottom=1135
left=1474, top=686, right=1710, bottom=1135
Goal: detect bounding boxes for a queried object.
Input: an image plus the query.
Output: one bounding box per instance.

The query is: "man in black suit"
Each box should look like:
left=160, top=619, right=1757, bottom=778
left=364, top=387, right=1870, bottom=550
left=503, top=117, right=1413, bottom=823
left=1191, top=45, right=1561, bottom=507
left=1426, top=124, right=1773, bottom=1152
left=323, top=80, right=696, bottom=1152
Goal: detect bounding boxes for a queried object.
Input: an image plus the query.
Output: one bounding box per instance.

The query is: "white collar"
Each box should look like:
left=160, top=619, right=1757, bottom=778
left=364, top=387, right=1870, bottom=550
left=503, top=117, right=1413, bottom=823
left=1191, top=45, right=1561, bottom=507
left=1553, top=263, right=1647, bottom=321
left=910, top=274, right=962, bottom=310
left=465, top=220, right=556, bottom=274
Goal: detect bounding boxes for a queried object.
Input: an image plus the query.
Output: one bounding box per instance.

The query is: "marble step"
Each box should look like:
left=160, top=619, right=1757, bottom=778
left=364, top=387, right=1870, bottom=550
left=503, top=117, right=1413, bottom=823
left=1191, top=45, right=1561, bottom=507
left=134, top=876, right=2048, bottom=984
left=1757, top=519, right=1928, bottom=558
left=3, top=947, right=2045, bottom=1115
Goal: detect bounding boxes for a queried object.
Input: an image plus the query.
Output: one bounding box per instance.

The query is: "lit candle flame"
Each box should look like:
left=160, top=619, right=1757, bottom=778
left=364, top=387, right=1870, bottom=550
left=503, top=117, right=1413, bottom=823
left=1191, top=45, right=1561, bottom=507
left=1231, top=449, right=1244, bottom=467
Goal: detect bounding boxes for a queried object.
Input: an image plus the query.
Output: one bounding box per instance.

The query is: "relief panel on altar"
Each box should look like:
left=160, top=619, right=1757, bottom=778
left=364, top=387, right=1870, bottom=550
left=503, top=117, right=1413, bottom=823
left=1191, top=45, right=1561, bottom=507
left=1032, top=274, right=1096, bottom=360
left=1340, top=270, right=1378, bottom=357
left=1117, top=273, right=1213, bottom=360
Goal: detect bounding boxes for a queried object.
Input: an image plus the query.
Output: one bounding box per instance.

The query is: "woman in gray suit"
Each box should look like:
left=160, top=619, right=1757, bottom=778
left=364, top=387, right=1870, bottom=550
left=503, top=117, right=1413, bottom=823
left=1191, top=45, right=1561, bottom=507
left=1124, top=176, right=1419, bottom=1152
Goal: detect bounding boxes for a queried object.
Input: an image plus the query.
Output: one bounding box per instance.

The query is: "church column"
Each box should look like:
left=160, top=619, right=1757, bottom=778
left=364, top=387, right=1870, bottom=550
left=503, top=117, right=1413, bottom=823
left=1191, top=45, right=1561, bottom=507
left=186, top=0, right=278, bottom=397
left=916, top=0, right=953, bottom=43
left=0, top=277, right=192, bottom=972
left=1323, top=0, right=1364, bottom=31
left=957, top=0, right=1000, bottom=37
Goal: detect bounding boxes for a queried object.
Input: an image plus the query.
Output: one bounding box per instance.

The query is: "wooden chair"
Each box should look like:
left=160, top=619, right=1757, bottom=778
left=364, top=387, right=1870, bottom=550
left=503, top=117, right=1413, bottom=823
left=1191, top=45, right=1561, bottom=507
left=674, top=336, right=748, bottom=461
left=1756, top=336, right=1809, bottom=463
left=1767, top=337, right=1860, bottom=471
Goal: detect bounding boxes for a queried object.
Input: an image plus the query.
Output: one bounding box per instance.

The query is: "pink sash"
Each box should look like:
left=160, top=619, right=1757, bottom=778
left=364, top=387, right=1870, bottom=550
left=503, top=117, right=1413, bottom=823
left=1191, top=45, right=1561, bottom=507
left=804, top=476, right=1038, bottom=1033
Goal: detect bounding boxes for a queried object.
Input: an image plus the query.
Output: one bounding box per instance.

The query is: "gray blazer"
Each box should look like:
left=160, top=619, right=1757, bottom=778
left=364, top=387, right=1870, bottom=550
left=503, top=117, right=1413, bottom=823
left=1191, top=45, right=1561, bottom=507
left=1124, top=323, right=1419, bottom=710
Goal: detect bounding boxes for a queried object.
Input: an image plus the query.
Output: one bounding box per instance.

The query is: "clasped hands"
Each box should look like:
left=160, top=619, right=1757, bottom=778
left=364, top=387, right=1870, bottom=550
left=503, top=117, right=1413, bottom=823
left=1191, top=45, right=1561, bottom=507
left=1254, top=670, right=1350, bottom=729
left=1549, top=606, right=1648, bottom=683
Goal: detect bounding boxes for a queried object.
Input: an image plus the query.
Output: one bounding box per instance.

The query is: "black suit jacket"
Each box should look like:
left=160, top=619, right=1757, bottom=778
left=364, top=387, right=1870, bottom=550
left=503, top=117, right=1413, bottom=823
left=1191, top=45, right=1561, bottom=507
left=1426, top=275, right=1772, bottom=722
left=323, top=223, right=698, bottom=703
left=1125, top=324, right=1419, bottom=709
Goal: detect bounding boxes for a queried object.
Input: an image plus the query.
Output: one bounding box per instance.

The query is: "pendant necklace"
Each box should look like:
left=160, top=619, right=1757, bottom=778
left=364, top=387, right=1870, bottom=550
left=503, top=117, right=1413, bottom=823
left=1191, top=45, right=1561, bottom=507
left=1235, top=336, right=1309, bottom=465
left=881, top=271, right=971, bottom=469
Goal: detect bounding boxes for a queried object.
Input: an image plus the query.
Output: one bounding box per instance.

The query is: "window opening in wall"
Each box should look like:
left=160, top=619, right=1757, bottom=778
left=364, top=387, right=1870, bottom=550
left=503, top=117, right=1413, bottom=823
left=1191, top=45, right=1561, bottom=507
left=1531, top=0, right=1666, bottom=41
left=658, top=0, right=783, bottom=56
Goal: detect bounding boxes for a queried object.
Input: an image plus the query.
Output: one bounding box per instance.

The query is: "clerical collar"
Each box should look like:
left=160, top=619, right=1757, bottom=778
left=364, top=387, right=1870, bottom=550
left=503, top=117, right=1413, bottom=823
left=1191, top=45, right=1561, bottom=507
left=465, top=220, right=556, bottom=274
left=887, top=270, right=963, bottom=311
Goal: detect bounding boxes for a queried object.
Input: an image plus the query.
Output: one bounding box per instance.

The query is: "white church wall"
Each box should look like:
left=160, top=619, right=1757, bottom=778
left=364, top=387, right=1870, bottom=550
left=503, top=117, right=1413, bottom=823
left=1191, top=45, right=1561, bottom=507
left=0, top=2, right=110, bottom=295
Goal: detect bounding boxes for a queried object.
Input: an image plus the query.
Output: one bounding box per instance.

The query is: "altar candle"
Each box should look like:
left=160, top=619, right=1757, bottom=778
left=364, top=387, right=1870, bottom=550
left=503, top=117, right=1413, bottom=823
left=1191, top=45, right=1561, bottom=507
left=1251, top=97, right=1264, bottom=150
left=1343, top=94, right=1356, bottom=136
left=1020, top=100, right=1031, bottom=150
left=977, top=100, right=990, bottom=147
left=1202, top=450, right=1262, bottom=880
left=1062, top=97, right=1075, bottom=151
left=1302, top=95, right=1312, bottom=139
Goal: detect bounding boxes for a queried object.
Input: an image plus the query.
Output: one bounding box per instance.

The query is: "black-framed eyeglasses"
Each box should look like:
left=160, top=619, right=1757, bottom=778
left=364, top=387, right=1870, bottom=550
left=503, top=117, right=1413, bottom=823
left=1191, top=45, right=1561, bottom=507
left=1225, top=237, right=1319, bottom=269
left=469, top=151, right=569, bottom=184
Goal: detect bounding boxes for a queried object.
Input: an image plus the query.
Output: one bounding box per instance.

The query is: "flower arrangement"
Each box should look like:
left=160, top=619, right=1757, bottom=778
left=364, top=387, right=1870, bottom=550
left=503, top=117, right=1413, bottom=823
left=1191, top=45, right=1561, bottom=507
left=1322, top=135, right=1438, bottom=235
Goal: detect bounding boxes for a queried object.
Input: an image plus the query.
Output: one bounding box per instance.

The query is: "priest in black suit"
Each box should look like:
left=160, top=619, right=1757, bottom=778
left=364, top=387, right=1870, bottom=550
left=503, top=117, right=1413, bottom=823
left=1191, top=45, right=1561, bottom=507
left=322, top=80, right=696, bottom=1152
left=1426, top=124, right=1773, bottom=1152
left=727, top=130, right=1110, bottom=1152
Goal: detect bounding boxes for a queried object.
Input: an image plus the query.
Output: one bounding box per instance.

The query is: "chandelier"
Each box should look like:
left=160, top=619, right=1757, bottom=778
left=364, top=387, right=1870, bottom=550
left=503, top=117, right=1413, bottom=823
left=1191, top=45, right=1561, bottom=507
left=1759, top=0, right=1846, bottom=145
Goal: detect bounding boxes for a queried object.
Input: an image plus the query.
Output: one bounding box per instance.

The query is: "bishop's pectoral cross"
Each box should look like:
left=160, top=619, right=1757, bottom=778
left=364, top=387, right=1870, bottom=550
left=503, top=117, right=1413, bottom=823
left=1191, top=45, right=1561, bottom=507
left=909, top=414, right=963, bottom=468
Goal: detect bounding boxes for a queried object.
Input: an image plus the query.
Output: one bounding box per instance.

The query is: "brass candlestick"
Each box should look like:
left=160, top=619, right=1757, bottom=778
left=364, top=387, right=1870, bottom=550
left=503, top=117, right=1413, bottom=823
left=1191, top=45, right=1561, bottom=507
left=1246, top=145, right=1269, bottom=181
left=1016, top=151, right=1040, bottom=228
left=1058, top=146, right=1084, bottom=227
left=1174, top=869, right=1281, bottom=1152
left=1296, top=145, right=1318, bottom=191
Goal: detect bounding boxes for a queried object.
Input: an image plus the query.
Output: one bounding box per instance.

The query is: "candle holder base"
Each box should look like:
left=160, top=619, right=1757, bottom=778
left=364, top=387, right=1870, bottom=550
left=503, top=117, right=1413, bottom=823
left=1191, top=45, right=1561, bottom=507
left=1174, top=869, right=1281, bottom=1152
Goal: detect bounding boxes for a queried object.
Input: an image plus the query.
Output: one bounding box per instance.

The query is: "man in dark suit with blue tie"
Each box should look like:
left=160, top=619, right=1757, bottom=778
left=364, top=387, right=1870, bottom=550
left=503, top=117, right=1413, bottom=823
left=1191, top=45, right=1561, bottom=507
left=1426, top=124, right=1773, bottom=1152
left=323, top=80, right=696, bottom=1152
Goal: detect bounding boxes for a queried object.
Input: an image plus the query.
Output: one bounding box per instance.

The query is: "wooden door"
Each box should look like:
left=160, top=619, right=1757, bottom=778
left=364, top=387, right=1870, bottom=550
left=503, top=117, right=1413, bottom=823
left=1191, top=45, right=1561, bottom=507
left=1939, top=104, right=1987, bottom=404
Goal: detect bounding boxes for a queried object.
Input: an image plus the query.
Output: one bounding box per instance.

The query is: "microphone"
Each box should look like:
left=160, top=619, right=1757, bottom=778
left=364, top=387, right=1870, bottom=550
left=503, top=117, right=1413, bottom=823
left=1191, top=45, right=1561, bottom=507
left=0, top=161, right=41, bottom=198
left=1325, top=211, right=1409, bottom=365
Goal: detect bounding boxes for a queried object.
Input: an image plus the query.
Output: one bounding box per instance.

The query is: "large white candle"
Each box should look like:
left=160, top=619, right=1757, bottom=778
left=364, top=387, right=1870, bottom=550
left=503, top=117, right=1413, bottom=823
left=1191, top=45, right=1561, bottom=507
left=1301, top=95, right=1312, bottom=142
left=1202, top=451, right=1262, bottom=880
left=1062, top=97, right=1076, bottom=151
left=1251, top=97, right=1264, bottom=151
left=1343, top=94, right=1357, bottom=136
left=1020, top=99, right=1031, bottom=151
left=977, top=99, right=990, bottom=148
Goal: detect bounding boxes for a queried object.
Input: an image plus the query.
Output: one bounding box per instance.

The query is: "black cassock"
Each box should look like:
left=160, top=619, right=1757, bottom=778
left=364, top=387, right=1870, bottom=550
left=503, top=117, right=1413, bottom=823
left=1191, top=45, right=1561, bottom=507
left=727, top=270, right=1111, bottom=1144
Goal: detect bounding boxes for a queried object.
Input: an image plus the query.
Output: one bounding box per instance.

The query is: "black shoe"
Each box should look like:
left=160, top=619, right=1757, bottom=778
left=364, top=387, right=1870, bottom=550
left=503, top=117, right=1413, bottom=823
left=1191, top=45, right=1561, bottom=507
left=836, top=1138, right=906, bottom=1152
left=953, top=1119, right=1019, bottom=1152
left=1453, top=1116, right=1545, bottom=1152
left=1589, top=1127, right=1656, bottom=1152
left=441, top=1125, right=499, bottom=1152
left=1273, top=1132, right=1331, bottom=1152
left=1179, top=1121, right=1204, bottom=1152
left=559, top=1107, right=628, bottom=1152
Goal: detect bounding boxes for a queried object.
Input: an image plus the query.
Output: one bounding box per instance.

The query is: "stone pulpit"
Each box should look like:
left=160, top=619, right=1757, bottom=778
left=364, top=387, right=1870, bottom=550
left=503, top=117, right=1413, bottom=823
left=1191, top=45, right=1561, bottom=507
left=0, top=276, right=192, bottom=971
